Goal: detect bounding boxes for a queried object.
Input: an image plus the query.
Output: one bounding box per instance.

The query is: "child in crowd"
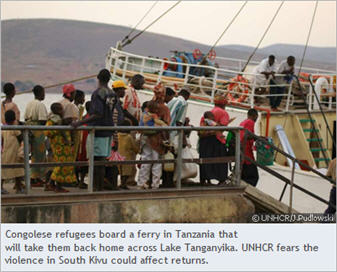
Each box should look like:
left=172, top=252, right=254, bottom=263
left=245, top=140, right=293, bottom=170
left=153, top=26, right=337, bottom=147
left=140, top=101, right=167, bottom=127
left=203, top=111, right=217, bottom=126
left=117, top=119, right=140, bottom=189
left=198, top=111, right=218, bottom=138
left=138, top=101, right=167, bottom=189
left=48, top=103, right=70, bottom=144
left=44, top=103, right=77, bottom=193
left=1, top=110, right=25, bottom=194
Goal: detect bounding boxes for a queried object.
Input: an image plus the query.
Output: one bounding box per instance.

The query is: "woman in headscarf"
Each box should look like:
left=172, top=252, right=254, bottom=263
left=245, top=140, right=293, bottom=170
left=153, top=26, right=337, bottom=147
left=152, top=83, right=171, bottom=125
left=198, top=93, right=235, bottom=185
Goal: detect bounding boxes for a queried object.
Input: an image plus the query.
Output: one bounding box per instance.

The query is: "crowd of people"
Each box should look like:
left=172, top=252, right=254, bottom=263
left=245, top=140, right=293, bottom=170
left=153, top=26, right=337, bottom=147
left=1, top=68, right=261, bottom=195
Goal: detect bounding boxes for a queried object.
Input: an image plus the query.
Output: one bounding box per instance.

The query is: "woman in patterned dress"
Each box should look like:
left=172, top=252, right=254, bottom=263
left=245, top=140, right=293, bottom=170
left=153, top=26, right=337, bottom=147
left=44, top=103, right=77, bottom=193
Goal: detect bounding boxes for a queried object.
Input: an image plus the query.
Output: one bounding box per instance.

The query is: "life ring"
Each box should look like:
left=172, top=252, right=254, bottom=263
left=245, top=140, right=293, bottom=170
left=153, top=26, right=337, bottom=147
left=208, top=49, right=216, bottom=60
left=193, top=48, right=202, bottom=60
left=227, top=75, right=250, bottom=103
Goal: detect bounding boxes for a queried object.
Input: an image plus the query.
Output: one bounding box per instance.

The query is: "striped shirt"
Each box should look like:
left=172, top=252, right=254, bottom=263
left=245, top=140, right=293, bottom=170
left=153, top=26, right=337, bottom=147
left=167, top=96, right=188, bottom=126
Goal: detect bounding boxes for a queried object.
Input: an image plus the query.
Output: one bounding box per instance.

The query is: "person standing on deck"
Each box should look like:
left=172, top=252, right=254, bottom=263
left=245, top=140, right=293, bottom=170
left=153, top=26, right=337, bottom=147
left=270, top=56, right=296, bottom=111
left=199, top=94, right=235, bottom=186
left=253, top=55, right=277, bottom=105
left=72, top=69, right=116, bottom=191
left=105, top=80, right=128, bottom=190
left=164, top=87, right=176, bottom=105
left=59, top=84, right=79, bottom=156
left=167, top=89, right=190, bottom=127
left=153, top=84, right=172, bottom=188
left=153, top=83, right=171, bottom=126
left=1, top=83, right=20, bottom=124
left=73, top=90, right=85, bottom=157
left=44, top=103, right=77, bottom=193
left=314, top=76, right=336, bottom=109
left=73, top=90, right=86, bottom=188
left=240, top=108, right=259, bottom=187
left=24, top=85, right=48, bottom=186
left=1, top=110, right=25, bottom=194
left=123, top=74, right=144, bottom=122
left=76, top=101, right=91, bottom=189
left=59, top=84, right=79, bottom=122
left=74, top=90, right=85, bottom=121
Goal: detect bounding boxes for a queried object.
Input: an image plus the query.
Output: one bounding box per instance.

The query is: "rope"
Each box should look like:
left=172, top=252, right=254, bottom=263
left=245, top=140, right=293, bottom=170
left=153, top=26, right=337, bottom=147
left=297, top=1, right=319, bottom=76
left=202, top=1, right=248, bottom=63
left=241, top=1, right=284, bottom=72
left=1, top=74, right=97, bottom=98
left=121, top=1, right=182, bottom=48
left=121, top=1, right=158, bottom=44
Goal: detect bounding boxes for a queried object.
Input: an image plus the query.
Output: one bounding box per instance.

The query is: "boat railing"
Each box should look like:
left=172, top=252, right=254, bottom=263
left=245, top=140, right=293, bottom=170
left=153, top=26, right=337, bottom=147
left=107, top=47, right=313, bottom=111
left=107, top=48, right=336, bottom=112
left=215, top=56, right=335, bottom=75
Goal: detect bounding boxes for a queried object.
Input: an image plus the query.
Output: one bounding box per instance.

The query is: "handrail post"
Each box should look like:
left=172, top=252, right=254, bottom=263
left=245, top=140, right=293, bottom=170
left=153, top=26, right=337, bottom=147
left=289, top=157, right=295, bottom=213
left=175, top=129, right=183, bottom=190
left=235, top=129, right=241, bottom=186
left=140, top=57, right=145, bottom=75
left=112, top=54, right=118, bottom=77
left=122, top=56, right=128, bottom=80
left=285, top=82, right=292, bottom=112
left=328, top=75, right=333, bottom=110
left=308, top=81, right=313, bottom=111
left=184, top=65, right=190, bottom=85
left=88, top=129, right=95, bottom=193
left=211, top=69, right=218, bottom=102
left=23, top=129, right=31, bottom=194
left=250, top=77, right=256, bottom=108
left=158, top=60, right=164, bottom=83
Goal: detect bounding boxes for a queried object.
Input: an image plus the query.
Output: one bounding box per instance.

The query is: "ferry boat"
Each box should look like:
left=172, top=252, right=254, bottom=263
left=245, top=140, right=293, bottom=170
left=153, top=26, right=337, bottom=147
left=103, top=44, right=336, bottom=215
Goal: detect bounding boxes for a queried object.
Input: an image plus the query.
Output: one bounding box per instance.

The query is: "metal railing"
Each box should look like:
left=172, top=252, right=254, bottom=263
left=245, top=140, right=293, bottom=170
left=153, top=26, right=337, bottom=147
left=106, top=47, right=336, bottom=111
left=1, top=125, right=243, bottom=194
left=243, top=130, right=335, bottom=212
left=215, top=56, right=335, bottom=75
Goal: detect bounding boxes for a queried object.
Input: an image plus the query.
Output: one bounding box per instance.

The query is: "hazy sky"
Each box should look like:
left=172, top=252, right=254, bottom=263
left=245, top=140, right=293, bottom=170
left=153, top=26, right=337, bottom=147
left=1, top=1, right=336, bottom=47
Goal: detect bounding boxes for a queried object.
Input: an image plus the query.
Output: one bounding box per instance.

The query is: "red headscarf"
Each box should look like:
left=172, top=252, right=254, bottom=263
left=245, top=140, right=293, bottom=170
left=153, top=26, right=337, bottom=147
left=213, top=93, right=228, bottom=106
left=152, top=83, right=166, bottom=104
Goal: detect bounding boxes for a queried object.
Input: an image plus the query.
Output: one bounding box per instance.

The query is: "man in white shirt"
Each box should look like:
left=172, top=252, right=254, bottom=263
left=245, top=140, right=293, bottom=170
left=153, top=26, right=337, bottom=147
left=252, top=55, right=277, bottom=105
left=314, top=77, right=336, bottom=109
left=253, top=55, right=277, bottom=87
left=270, top=56, right=296, bottom=111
